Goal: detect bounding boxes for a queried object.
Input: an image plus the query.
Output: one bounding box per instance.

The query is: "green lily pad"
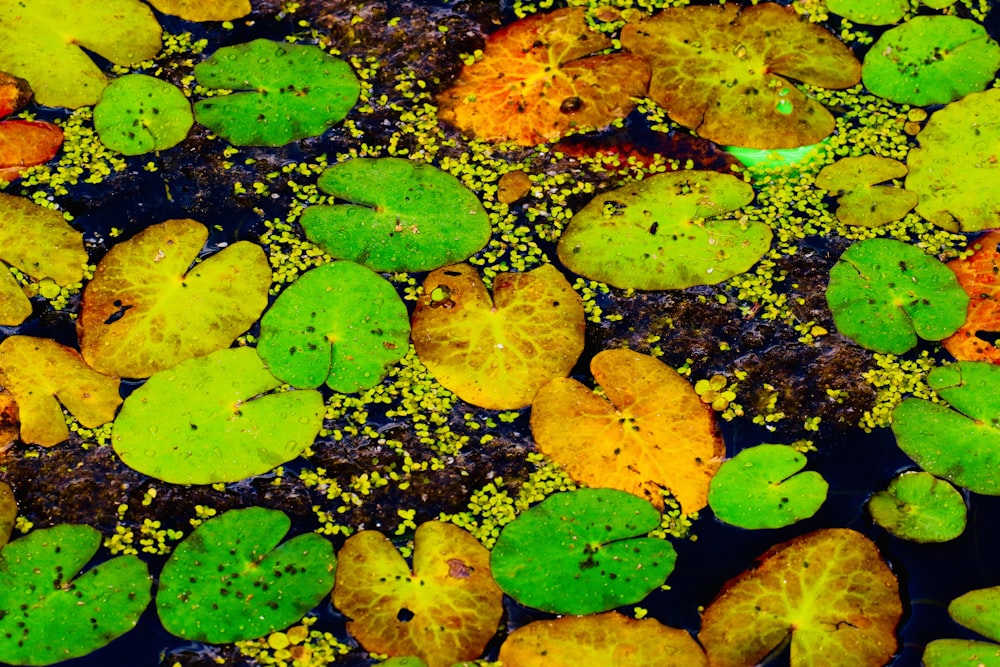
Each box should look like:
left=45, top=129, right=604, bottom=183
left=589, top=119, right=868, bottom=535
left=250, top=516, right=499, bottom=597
left=193, top=39, right=360, bottom=146
left=815, top=155, right=918, bottom=228
left=490, top=488, right=677, bottom=615
left=868, top=471, right=966, bottom=543
left=708, top=444, right=828, bottom=529
left=924, top=640, right=1000, bottom=666
left=0, top=0, right=162, bottom=108
left=111, top=347, right=324, bottom=484
left=824, top=0, right=908, bottom=25
left=556, top=170, right=769, bottom=290
left=906, top=89, right=1000, bottom=232
left=892, top=361, right=1000, bottom=495
left=256, top=261, right=410, bottom=393
left=94, top=74, right=193, bottom=155
left=923, top=586, right=1000, bottom=665
left=825, top=238, right=968, bottom=354
left=157, top=507, right=336, bottom=643
left=300, top=158, right=491, bottom=272
left=862, top=16, right=1000, bottom=106
left=0, top=524, right=151, bottom=666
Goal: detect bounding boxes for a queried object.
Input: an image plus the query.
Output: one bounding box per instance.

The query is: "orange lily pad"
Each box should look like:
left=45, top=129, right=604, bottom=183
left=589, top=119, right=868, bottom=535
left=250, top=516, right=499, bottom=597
left=145, top=0, right=250, bottom=22
left=498, top=612, right=707, bottom=666
left=0, top=336, right=122, bottom=447
left=620, top=3, right=861, bottom=148
left=699, top=528, right=902, bottom=667
left=411, top=263, right=585, bottom=409
left=0, top=120, right=64, bottom=181
left=943, top=231, right=1000, bottom=363
left=529, top=348, right=723, bottom=513
left=332, top=521, right=503, bottom=667
left=436, top=8, right=651, bottom=145
left=0, top=72, right=32, bottom=117
left=78, top=218, right=271, bottom=378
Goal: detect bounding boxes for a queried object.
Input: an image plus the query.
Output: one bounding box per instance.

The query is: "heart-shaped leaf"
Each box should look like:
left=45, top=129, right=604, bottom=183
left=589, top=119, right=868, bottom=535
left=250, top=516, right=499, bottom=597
left=825, top=238, right=968, bottom=354
left=0, top=120, right=63, bottom=182
left=145, top=0, right=250, bottom=21
left=815, top=155, right=918, bottom=228
left=490, top=488, right=677, bottom=616
left=943, top=231, right=1000, bottom=363
left=0, top=524, right=151, bottom=666
left=411, top=263, right=584, bottom=409
left=0, top=336, right=121, bottom=448
left=868, top=471, right=966, bottom=543
left=94, top=74, right=193, bottom=155
left=332, top=521, right=503, bottom=667
left=300, top=158, right=491, bottom=273
left=157, top=507, right=336, bottom=643
left=436, top=8, right=650, bottom=145
left=193, top=39, right=360, bottom=146
left=708, top=444, right=828, bottom=529
left=256, top=261, right=410, bottom=393
left=78, top=218, right=271, bottom=378
left=530, top=348, right=723, bottom=513
left=556, top=170, right=768, bottom=290
left=111, top=347, right=324, bottom=484
left=699, top=528, right=902, bottom=667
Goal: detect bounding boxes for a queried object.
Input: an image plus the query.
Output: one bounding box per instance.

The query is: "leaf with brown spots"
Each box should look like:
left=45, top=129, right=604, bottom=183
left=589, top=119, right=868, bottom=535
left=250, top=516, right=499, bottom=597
left=944, top=231, right=1000, bottom=363
left=0, top=72, right=32, bottom=117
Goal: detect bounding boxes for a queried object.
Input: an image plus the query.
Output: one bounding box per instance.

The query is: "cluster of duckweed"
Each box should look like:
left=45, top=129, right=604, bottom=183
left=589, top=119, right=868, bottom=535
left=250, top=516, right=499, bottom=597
left=109, top=31, right=208, bottom=94
left=694, top=375, right=737, bottom=412
left=860, top=351, right=940, bottom=431
left=648, top=494, right=696, bottom=541
left=65, top=417, right=114, bottom=449
left=236, top=617, right=351, bottom=667
left=513, top=0, right=695, bottom=20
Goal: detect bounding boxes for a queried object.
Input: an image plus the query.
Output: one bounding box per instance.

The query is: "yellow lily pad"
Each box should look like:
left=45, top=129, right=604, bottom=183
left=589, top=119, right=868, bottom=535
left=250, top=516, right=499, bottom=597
left=815, top=155, right=918, bottom=228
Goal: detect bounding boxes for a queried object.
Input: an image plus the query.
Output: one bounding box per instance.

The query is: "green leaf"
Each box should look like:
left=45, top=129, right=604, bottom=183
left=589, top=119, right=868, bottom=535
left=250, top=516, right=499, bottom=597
left=94, top=74, right=193, bottom=155
left=868, top=471, right=966, bottom=543
left=111, top=347, right=324, bottom=484
left=300, top=158, right=492, bottom=272
left=0, top=524, right=151, bottom=666
left=257, top=261, right=410, bottom=393
left=924, top=640, right=1000, bottom=667
left=556, top=170, right=769, bottom=290
left=814, top=155, right=918, bottom=228
left=490, top=488, right=677, bottom=615
left=892, top=361, right=1000, bottom=495
left=824, top=0, right=908, bottom=25
left=862, top=16, right=1000, bottom=106
left=193, top=39, right=360, bottom=146
left=708, top=444, right=828, bottom=529
left=825, top=238, right=968, bottom=354
left=906, top=89, right=1000, bottom=232
left=157, top=507, right=336, bottom=643
left=949, top=586, right=1000, bottom=643
left=0, top=0, right=162, bottom=108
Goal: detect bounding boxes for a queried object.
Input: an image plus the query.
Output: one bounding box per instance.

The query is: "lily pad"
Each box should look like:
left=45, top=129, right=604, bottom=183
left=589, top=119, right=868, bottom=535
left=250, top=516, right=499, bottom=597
left=0, top=524, right=151, bottom=666
left=620, top=3, right=861, bottom=148
left=814, top=155, right=918, bottom=228
left=868, top=471, right=966, bottom=543
left=332, top=521, right=503, bottom=667
left=708, top=444, right=828, bottom=530
left=157, top=507, right=336, bottom=643
left=145, top=0, right=250, bottom=21
left=299, top=158, right=491, bottom=273
left=111, top=347, right=324, bottom=484
left=862, top=16, right=1000, bottom=106
left=944, top=232, right=1000, bottom=363
left=556, top=170, right=768, bottom=290
left=924, top=586, right=1000, bottom=665
left=490, top=489, right=677, bottom=616
left=906, top=89, right=1000, bottom=232
left=825, top=238, right=968, bottom=354
left=436, top=8, right=650, bottom=145
left=924, top=640, right=1000, bottom=666
left=824, top=0, right=908, bottom=25
left=497, top=612, right=706, bottom=666
left=0, top=120, right=63, bottom=182
left=256, top=261, right=410, bottom=393
left=531, top=348, right=723, bottom=513
left=93, top=74, right=193, bottom=155
left=193, top=39, right=360, bottom=146
left=0, top=336, right=122, bottom=448
left=78, top=218, right=271, bottom=378
left=0, top=71, right=32, bottom=117
left=410, top=263, right=584, bottom=409
left=699, top=528, right=902, bottom=667
left=0, top=193, right=86, bottom=326
left=0, top=0, right=162, bottom=108
left=892, top=361, right=1000, bottom=495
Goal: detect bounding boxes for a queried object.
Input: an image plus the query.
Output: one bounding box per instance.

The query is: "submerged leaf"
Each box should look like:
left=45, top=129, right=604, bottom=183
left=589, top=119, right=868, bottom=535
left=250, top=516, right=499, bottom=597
left=93, top=74, right=193, bottom=155
left=814, top=155, right=918, bottom=228
left=868, top=471, right=966, bottom=543
left=0, top=120, right=63, bottom=182
left=145, top=0, right=250, bottom=21
left=944, top=231, right=1000, bottom=363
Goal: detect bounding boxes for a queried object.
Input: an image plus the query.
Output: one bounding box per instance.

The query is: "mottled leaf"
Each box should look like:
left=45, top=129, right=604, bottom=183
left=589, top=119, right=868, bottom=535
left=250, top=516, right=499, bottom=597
left=0, top=71, right=32, bottom=117
left=145, top=0, right=250, bottom=21
left=94, top=74, right=192, bottom=155
left=868, top=471, right=966, bottom=543
left=950, top=586, right=1000, bottom=643
left=815, top=155, right=918, bottom=228
left=0, top=121, right=63, bottom=182
left=944, top=231, right=1000, bottom=363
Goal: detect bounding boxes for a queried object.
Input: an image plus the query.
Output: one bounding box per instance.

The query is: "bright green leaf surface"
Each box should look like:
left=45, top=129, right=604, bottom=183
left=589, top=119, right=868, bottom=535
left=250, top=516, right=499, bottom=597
left=924, top=640, right=1000, bottom=667
left=825, top=238, right=968, bottom=353
left=300, top=158, right=491, bottom=272
left=0, top=524, right=151, bottom=666
left=868, top=471, right=966, bottom=543
left=825, top=0, right=907, bottom=25
left=556, top=170, right=769, bottom=290
left=863, top=16, right=1000, bottom=106
left=112, top=347, right=324, bottom=484
left=490, top=488, right=677, bottom=615
left=157, top=507, right=335, bottom=643
left=193, top=39, right=359, bottom=146
left=708, top=444, right=828, bottom=529
left=94, top=74, right=193, bottom=155
left=0, top=0, right=162, bottom=108
left=949, top=586, right=1000, bottom=643
left=257, top=261, right=410, bottom=393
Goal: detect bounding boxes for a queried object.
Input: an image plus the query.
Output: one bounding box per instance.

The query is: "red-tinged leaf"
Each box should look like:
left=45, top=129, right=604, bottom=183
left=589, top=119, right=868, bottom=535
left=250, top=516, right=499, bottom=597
left=554, top=126, right=742, bottom=172
left=0, top=72, right=32, bottom=118
left=944, top=231, right=1000, bottom=363
left=0, top=120, right=63, bottom=181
